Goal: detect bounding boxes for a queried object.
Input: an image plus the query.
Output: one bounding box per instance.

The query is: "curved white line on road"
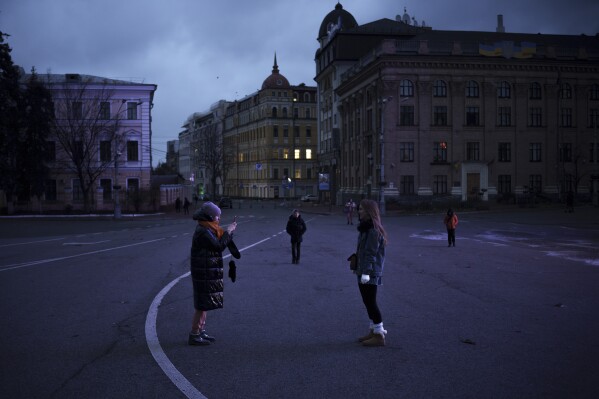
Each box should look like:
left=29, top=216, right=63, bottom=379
left=0, top=238, right=165, bottom=272
left=145, top=234, right=282, bottom=399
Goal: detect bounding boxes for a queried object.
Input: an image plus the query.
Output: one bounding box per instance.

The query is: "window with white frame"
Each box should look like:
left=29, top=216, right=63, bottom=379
left=127, top=140, right=139, bottom=161
left=127, top=102, right=138, bottom=120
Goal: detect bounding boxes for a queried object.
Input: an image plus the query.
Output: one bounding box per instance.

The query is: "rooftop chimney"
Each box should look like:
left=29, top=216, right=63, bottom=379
left=497, top=14, right=505, bottom=33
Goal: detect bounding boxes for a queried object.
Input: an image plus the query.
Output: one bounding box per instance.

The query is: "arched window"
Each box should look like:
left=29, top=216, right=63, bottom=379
left=272, top=107, right=278, bottom=117
left=466, top=80, right=479, bottom=98
left=529, top=82, right=542, bottom=99
left=282, top=107, right=288, bottom=118
left=303, top=92, right=311, bottom=102
left=497, top=81, right=511, bottom=99
left=559, top=83, right=572, bottom=99
left=400, top=79, right=414, bottom=97
left=433, top=80, right=447, bottom=97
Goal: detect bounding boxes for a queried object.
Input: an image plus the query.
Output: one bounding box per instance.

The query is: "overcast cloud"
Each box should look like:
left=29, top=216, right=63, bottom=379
left=2, top=0, right=598, bottom=164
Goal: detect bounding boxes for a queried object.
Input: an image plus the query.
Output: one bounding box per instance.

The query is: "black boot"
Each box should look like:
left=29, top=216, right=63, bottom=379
left=188, top=333, right=211, bottom=346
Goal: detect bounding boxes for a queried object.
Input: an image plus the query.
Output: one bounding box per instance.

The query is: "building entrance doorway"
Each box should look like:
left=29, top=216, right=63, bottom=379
left=467, top=173, right=480, bottom=201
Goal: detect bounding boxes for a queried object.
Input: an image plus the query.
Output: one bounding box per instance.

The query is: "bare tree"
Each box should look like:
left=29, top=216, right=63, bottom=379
left=47, top=75, right=127, bottom=212
left=221, top=141, right=236, bottom=196
left=194, top=122, right=225, bottom=199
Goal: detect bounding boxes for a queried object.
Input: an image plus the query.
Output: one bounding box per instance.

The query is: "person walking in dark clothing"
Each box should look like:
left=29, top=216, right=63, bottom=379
left=183, top=197, right=190, bottom=214
left=443, top=208, right=458, bottom=247
left=566, top=191, right=574, bottom=213
left=175, top=197, right=181, bottom=213
left=286, top=209, right=307, bottom=264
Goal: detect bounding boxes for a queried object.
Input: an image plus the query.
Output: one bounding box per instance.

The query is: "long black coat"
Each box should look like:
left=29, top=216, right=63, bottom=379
left=286, top=215, right=307, bottom=243
left=190, top=222, right=233, bottom=311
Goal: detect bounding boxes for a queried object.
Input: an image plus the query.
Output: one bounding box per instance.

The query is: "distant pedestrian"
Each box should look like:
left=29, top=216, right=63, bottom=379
left=354, top=199, right=388, bottom=347
left=175, top=197, right=181, bottom=213
left=183, top=197, right=190, bottom=214
left=193, top=193, right=199, bottom=208
left=566, top=191, right=574, bottom=213
left=345, top=199, right=356, bottom=225
left=286, top=209, right=307, bottom=264
left=443, top=208, right=458, bottom=247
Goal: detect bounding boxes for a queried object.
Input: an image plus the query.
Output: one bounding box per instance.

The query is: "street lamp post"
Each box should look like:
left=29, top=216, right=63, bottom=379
left=379, top=96, right=393, bottom=215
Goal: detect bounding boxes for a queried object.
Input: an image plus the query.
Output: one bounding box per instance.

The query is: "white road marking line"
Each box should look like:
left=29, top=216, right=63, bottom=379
left=0, top=238, right=165, bottom=272
left=145, top=232, right=284, bottom=399
left=0, top=237, right=65, bottom=248
left=62, top=240, right=110, bottom=246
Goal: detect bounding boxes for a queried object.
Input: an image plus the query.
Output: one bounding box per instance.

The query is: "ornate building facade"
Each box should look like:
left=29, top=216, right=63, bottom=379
left=315, top=4, right=599, bottom=208
left=222, top=56, right=318, bottom=199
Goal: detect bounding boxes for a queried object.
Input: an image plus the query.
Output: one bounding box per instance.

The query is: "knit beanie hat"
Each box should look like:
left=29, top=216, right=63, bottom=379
left=194, top=201, right=221, bottom=221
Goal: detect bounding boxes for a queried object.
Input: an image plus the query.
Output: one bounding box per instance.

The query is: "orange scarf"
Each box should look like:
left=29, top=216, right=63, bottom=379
left=199, top=220, right=225, bottom=239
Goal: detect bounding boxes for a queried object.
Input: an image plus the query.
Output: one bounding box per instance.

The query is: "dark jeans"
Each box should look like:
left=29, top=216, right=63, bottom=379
left=447, top=229, right=456, bottom=246
left=358, top=282, right=382, bottom=324
left=291, top=242, right=301, bottom=261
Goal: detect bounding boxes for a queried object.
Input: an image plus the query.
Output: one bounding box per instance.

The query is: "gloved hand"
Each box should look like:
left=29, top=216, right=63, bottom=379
left=360, top=274, right=370, bottom=284
left=228, top=260, right=237, bottom=282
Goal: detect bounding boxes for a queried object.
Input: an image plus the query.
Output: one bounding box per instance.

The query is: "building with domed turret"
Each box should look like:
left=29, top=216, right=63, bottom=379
left=315, top=3, right=599, bottom=210
left=221, top=55, right=318, bottom=199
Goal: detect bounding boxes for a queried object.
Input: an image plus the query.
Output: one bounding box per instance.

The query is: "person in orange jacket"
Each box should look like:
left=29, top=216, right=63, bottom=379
left=443, top=208, right=458, bottom=247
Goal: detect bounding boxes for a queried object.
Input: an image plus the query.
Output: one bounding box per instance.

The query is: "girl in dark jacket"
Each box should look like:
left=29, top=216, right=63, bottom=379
left=355, top=199, right=388, bottom=347
left=188, top=202, right=237, bottom=346
left=286, top=209, right=307, bottom=264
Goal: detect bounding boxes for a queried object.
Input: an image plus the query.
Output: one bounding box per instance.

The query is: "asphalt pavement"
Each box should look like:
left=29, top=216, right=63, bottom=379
left=152, top=201, right=599, bottom=399
left=1, top=201, right=598, bottom=398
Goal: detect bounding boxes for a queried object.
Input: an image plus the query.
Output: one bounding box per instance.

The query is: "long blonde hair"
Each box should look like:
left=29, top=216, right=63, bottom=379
left=359, top=199, right=388, bottom=245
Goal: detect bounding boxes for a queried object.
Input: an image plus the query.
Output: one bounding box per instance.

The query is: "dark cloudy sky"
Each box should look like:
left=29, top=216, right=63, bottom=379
left=2, top=0, right=598, bottom=164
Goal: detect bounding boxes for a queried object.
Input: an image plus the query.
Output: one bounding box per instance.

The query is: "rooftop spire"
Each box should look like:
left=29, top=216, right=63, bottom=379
left=272, top=52, right=279, bottom=74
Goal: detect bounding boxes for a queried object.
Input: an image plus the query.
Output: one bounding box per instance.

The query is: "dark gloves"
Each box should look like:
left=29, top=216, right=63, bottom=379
left=228, top=260, right=237, bottom=282
left=227, top=240, right=241, bottom=259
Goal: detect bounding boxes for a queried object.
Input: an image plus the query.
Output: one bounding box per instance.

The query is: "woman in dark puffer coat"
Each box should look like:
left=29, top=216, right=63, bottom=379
left=188, top=202, right=237, bottom=346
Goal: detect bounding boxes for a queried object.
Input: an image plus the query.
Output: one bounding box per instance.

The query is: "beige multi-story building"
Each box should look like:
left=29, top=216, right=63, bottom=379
left=222, top=56, right=318, bottom=199
left=315, top=4, right=599, bottom=209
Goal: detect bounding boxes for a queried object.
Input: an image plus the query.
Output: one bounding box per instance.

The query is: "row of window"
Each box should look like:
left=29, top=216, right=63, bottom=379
left=273, top=125, right=312, bottom=138
left=399, top=106, right=599, bottom=127
left=63, top=101, right=139, bottom=120
left=271, top=107, right=312, bottom=119
left=397, top=175, right=546, bottom=195
left=44, top=140, right=140, bottom=162
left=238, top=148, right=313, bottom=162
left=43, top=178, right=139, bottom=201
left=395, top=142, right=599, bottom=163
left=233, top=167, right=314, bottom=181
left=399, top=80, right=599, bottom=100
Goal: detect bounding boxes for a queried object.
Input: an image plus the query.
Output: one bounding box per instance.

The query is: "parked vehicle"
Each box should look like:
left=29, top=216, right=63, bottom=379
left=218, top=197, right=233, bottom=209
left=301, top=194, right=318, bottom=202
